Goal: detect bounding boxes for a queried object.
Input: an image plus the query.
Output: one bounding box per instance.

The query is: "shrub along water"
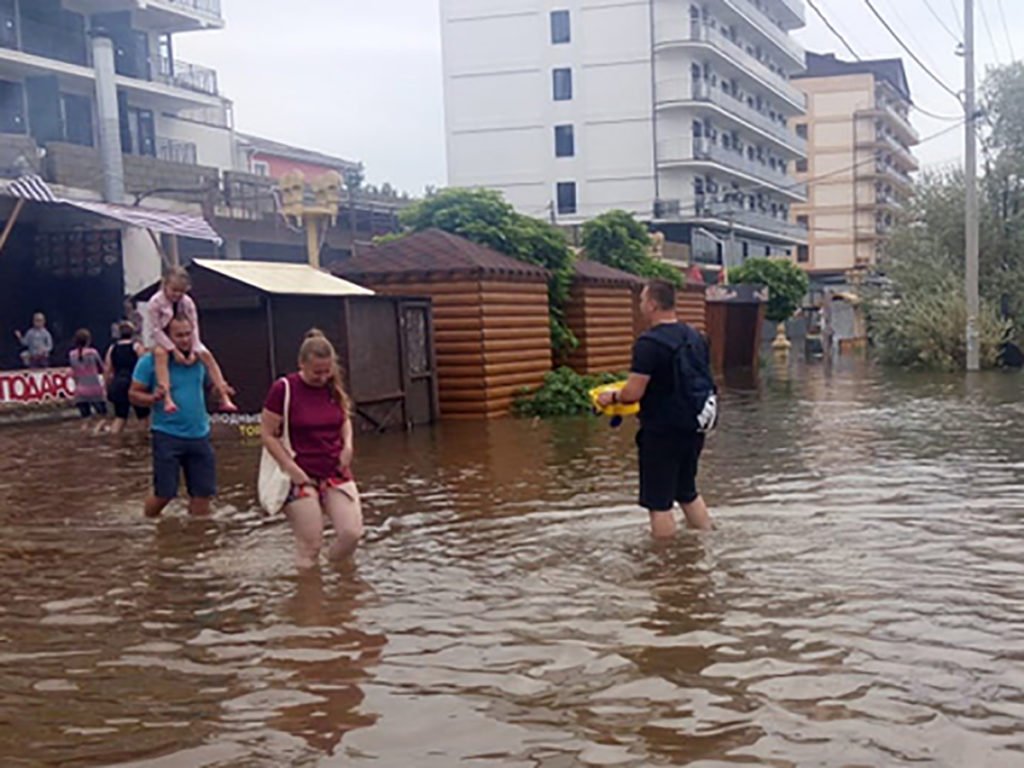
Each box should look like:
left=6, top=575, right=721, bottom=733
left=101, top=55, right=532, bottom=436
left=512, top=367, right=624, bottom=419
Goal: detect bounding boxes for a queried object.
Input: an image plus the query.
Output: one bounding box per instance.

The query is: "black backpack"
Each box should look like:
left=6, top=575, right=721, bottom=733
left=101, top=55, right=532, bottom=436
left=649, top=324, right=719, bottom=434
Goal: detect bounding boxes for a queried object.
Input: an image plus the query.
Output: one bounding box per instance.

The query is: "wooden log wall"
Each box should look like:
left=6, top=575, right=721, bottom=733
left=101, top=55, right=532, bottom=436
left=366, top=278, right=551, bottom=419
left=565, top=283, right=636, bottom=375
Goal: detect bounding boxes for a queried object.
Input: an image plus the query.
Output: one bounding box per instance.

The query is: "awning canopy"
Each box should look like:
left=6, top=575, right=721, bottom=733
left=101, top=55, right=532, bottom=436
left=4, top=175, right=223, bottom=244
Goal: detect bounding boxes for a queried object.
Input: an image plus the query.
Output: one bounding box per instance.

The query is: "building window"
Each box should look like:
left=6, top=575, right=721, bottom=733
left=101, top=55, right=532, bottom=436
left=60, top=93, right=93, bottom=147
left=553, top=68, right=573, bottom=101
left=252, top=160, right=270, bottom=177
left=551, top=10, right=571, bottom=44
left=554, top=124, right=574, bottom=157
left=796, top=159, right=808, bottom=173
left=795, top=123, right=808, bottom=139
left=0, top=79, right=25, bottom=135
left=796, top=215, right=808, bottom=228
left=797, top=245, right=809, bottom=263
left=556, top=181, right=577, bottom=215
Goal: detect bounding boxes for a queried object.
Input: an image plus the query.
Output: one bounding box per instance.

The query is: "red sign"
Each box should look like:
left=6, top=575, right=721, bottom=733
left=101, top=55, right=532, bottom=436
left=0, top=368, right=76, bottom=405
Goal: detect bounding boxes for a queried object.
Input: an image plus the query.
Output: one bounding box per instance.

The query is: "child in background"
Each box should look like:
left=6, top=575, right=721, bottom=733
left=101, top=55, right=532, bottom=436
left=15, top=312, right=53, bottom=368
left=69, top=328, right=107, bottom=419
left=148, top=267, right=238, bottom=414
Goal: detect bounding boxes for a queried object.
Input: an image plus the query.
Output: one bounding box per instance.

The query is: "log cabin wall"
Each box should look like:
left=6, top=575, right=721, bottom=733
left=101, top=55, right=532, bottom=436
left=334, top=230, right=553, bottom=420
left=566, top=261, right=645, bottom=375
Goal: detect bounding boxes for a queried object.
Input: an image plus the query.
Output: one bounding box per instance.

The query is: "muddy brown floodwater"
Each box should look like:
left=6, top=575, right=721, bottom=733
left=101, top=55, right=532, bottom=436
left=2, top=360, right=1024, bottom=767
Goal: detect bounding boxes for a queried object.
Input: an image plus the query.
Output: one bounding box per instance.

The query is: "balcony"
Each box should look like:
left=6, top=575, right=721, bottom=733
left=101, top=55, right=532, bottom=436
left=654, top=20, right=806, bottom=111
left=700, top=200, right=809, bottom=241
left=663, top=136, right=807, bottom=199
left=157, top=57, right=219, bottom=96
left=657, top=79, right=807, bottom=156
left=865, top=161, right=914, bottom=192
left=157, top=137, right=198, bottom=165
left=720, top=0, right=806, bottom=67
left=767, top=0, right=807, bottom=28
left=880, top=132, right=919, bottom=171
left=145, top=0, right=224, bottom=27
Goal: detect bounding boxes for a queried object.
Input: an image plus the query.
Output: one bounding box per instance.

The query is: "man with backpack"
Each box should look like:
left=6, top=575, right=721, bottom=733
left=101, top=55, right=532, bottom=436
left=598, top=279, right=716, bottom=537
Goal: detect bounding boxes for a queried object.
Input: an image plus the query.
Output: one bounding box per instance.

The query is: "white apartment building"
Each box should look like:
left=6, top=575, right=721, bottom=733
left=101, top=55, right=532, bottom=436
left=441, top=0, right=809, bottom=265
left=0, top=0, right=234, bottom=192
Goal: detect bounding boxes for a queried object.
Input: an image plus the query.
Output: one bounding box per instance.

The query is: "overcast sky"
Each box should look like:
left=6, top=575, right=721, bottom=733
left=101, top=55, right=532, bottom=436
left=176, top=0, right=1018, bottom=194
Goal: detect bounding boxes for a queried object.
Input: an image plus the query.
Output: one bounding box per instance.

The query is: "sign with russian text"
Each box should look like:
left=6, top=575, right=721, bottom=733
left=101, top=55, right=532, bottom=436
left=0, top=368, right=76, bottom=405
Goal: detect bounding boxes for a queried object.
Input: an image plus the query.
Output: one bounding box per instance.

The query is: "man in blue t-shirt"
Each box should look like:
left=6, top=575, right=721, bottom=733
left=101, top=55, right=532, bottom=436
left=598, top=279, right=714, bottom=538
left=130, top=315, right=217, bottom=519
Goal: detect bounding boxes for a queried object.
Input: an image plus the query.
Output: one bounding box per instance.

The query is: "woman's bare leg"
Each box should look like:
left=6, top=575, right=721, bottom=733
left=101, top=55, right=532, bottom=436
left=286, top=495, right=325, bottom=570
left=324, top=482, right=364, bottom=564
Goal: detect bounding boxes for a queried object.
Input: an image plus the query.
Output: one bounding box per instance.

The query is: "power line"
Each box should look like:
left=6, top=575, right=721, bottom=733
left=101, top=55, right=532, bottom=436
left=978, top=0, right=1003, bottom=65
left=914, top=103, right=968, bottom=121
left=995, top=0, right=1017, bottom=62
left=806, top=0, right=860, bottom=60
left=861, top=0, right=964, bottom=104
left=920, top=0, right=962, bottom=43
left=949, top=0, right=965, bottom=33
left=879, top=0, right=949, bottom=74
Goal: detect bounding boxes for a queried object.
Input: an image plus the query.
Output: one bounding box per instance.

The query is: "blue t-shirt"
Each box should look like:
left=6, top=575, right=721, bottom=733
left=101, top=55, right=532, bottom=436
left=133, top=353, right=211, bottom=439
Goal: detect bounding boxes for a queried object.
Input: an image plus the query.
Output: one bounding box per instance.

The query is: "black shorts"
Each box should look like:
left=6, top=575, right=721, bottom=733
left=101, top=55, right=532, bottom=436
left=152, top=431, right=217, bottom=500
left=636, top=428, right=705, bottom=511
left=108, top=380, right=149, bottom=421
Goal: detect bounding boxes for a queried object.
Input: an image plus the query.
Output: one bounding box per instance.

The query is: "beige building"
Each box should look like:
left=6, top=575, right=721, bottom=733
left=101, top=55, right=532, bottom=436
left=792, top=53, right=919, bottom=278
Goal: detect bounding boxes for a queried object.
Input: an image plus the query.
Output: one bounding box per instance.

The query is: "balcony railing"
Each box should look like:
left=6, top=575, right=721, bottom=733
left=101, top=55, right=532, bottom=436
left=690, top=137, right=807, bottom=198
left=157, top=138, right=198, bottom=165
left=654, top=21, right=806, bottom=110
left=658, top=79, right=807, bottom=155
left=700, top=200, right=809, bottom=240
left=157, top=57, right=219, bottom=96
left=880, top=132, right=919, bottom=170
left=153, top=0, right=223, bottom=21
left=772, top=0, right=807, bottom=25
left=723, top=0, right=805, bottom=65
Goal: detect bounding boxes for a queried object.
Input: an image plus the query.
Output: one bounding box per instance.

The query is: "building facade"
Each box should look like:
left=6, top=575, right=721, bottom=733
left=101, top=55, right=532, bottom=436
left=792, top=52, right=919, bottom=278
left=0, top=0, right=234, bottom=194
left=441, top=0, right=809, bottom=266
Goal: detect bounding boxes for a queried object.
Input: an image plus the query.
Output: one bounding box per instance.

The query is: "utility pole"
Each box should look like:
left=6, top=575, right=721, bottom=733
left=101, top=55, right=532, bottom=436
left=965, top=0, right=980, bottom=372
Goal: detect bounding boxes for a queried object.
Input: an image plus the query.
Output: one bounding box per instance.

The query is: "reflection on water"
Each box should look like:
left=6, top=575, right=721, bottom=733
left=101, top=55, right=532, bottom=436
left=2, top=359, right=1024, bottom=766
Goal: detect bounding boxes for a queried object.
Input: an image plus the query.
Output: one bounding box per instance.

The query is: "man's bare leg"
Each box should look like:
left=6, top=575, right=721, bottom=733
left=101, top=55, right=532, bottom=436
left=681, top=496, right=713, bottom=531
left=649, top=510, right=679, bottom=539
left=145, top=496, right=173, bottom=519
left=188, top=497, right=213, bottom=517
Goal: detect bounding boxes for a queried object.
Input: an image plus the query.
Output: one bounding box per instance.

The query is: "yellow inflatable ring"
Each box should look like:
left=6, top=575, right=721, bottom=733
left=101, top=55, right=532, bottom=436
left=589, top=381, right=639, bottom=421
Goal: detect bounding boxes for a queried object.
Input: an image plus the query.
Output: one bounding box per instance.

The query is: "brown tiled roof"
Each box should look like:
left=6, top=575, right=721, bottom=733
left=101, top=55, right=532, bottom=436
left=573, top=260, right=645, bottom=286
left=333, top=229, right=549, bottom=281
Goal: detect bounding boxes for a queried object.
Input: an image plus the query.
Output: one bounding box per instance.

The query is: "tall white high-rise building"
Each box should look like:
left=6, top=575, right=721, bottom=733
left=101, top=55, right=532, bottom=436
left=441, top=0, right=809, bottom=265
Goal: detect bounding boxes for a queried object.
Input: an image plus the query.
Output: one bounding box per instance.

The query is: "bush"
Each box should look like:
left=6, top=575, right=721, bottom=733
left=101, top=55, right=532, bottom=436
left=729, top=257, right=809, bottom=324
left=868, top=276, right=1011, bottom=370
left=512, top=367, right=624, bottom=419
left=581, top=210, right=683, bottom=285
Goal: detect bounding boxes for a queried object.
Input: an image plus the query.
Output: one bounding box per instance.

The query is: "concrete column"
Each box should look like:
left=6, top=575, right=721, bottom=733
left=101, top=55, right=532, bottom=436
left=91, top=30, right=126, bottom=203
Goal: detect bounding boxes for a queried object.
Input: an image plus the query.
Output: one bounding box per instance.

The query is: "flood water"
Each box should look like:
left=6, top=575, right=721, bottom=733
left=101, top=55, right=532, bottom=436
left=2, top=360, right=1024, bottom=767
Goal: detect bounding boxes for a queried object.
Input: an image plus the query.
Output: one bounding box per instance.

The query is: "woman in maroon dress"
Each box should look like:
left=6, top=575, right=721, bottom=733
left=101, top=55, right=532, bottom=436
left=261, top=330, right=363, bottom=570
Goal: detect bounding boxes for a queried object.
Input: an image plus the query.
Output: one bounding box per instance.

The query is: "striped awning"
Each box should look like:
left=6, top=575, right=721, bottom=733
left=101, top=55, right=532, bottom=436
left=7, top=174, right=58, bottom=203
left=4, top=175, right=222, bottom=244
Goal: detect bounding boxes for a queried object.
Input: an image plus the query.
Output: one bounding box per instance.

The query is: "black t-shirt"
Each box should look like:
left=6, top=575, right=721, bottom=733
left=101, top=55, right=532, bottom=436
left=631, top=322, right=708, bottom=432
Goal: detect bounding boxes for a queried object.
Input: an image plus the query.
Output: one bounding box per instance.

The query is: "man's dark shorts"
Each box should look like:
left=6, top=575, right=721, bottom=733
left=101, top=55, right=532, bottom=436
left=152, top=431, right=217, bottom=499
left=636, top=428, right=705, bottom=511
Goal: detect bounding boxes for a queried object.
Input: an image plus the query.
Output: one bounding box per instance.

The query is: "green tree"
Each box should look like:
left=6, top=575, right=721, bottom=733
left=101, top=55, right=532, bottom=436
left=398, top=188, right=578, bottom=354
left=580, top=210, right=682, bottom=284
left=728, top=257, right=809, bottom=324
